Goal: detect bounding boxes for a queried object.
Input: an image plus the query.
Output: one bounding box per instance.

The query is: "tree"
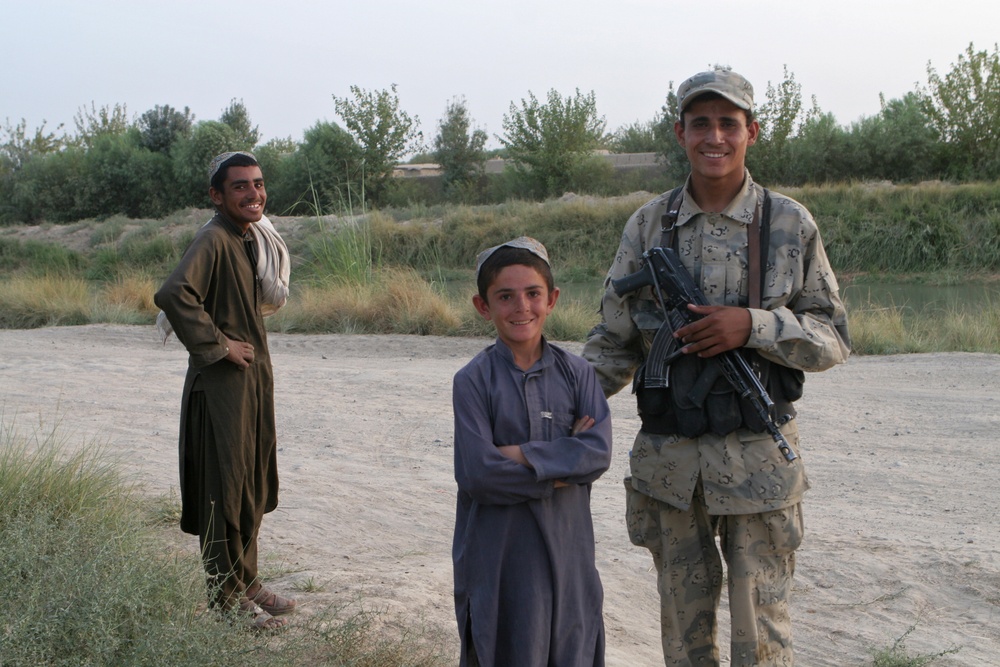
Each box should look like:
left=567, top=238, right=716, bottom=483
left=250, top=136, right=296, bottom=213
left=850, top=92, right=943, bottom=183
left=333, top=84, right=422, bottom=206
left=171, top=120, right=238, bottom=206
left=786, top=112, right=851, bottom=185
left=750, top=66, right=807, bottom=185
left=137, top=104, right=194, bottom=154
left=0, top=118, right=69, bottom=222
left=79, top=129, right=176, bottom=219
left=922, top=42, right=1000, bottom=179
left=652, top=86, right=688, bottom=182
left=270, top=121, right=364, bottom=215
left=220, top=99, right=260, bottom=149
left=0, top=118, right=66, bottom=173
left=607, top=119, right=660, bottom=154
left=72, top=102, right=130, bottom=148
left=7, top=147, right=85, bottom=223
left=432, top=97, right=487, bottom=199
left=499, top=88, right=607, bottom=198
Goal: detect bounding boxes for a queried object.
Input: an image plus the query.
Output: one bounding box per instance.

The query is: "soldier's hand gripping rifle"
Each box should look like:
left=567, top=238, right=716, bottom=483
left=612, top=247, right=798, bottom=463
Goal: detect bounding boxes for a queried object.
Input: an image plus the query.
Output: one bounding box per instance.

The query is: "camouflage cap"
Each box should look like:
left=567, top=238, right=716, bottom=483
left=677, top=67, right=754, bottom=116
left=208, top=151, right=257, bottom=185
left=475, top=236, right=550, bottom=280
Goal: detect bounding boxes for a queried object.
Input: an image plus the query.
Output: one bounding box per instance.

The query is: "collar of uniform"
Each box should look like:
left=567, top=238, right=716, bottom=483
left=492, top=335, right=553, bottom=374
left=676, top=169, right=758, bottom=227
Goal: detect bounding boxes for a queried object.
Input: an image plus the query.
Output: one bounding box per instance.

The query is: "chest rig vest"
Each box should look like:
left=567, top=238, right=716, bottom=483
left=634, top=186, right=804, bottom=438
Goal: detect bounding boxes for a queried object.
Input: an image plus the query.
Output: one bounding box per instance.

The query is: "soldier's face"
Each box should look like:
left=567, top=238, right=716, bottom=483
left=210, top=165, right=266, bottom=230
left=675, top=97, right=758, bottom=190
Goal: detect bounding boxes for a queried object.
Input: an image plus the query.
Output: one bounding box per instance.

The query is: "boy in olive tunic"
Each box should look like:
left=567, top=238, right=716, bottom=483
left=583, top=69, right=850, bottom=665
left=155, top=151, right=295, bottom=630
left=452, top=238, right=612, bottom=666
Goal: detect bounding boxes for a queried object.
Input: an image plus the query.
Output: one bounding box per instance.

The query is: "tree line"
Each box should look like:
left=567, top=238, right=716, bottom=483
left=2, top=43, right=998, bottom=224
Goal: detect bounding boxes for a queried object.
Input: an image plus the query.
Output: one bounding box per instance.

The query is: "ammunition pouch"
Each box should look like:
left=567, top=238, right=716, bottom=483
left=636, top=352, right=803, bottom=437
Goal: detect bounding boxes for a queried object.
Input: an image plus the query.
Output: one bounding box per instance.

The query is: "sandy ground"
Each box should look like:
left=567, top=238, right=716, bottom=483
left=1, top=324, right=997, bottom=666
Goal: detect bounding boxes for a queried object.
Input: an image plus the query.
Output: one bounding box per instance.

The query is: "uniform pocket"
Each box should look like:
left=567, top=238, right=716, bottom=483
left=738, top=421, right=808, bottom=502
left=624, top=476, right=658, bottom=548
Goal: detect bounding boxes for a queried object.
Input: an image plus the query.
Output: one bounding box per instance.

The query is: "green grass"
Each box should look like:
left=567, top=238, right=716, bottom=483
left=789, top=181, right=1000, bottom=274
left=1, top=183, right=999, bottom=351
left=0, top=415, right=446, bottom=667
left=371, top=194, right=649, bottom=278
left=847, top=295, right=1000, bottom=354
left=0, top=236, right=85, bottom=275
left=0, top=275, right=92, bottom=328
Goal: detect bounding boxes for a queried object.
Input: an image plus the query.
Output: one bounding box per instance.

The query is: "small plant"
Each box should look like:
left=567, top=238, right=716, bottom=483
left=869, top=625, right=960, bottom=666
left=292, top=576, right=326, bottom=593
left=144, top=490, right=182, bottom=526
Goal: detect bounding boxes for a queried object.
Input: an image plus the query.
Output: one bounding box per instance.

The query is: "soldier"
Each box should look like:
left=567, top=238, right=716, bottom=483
left=582, top=67, right=850, bottom=665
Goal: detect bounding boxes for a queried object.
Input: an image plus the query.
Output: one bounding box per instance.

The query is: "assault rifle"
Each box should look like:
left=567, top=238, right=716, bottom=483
left=612, top=247, right=797, bottom=463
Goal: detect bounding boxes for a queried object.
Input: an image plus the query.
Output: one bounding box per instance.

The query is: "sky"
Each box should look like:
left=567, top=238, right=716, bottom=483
left=3, top=0, right=999, bottom=155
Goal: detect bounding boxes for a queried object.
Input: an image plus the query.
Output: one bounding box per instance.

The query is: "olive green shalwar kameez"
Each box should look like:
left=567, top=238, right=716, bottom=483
left=154, top=213, right=279, bottom=609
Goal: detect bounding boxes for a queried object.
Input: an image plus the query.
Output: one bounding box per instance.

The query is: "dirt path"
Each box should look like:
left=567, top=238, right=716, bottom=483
left=1, top=325, right=996, bottom=665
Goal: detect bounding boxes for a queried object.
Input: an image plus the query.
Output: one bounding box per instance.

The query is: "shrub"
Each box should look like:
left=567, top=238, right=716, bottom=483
left=78, top=130, right=177, bottom=219
left=268, top=121, right=365, bottom=216
left=9, top=148, right=87, bottom=223
left=171, top=121, right=239, bottom=207
left=0, top=275, right=91, bottom=328
left=0, top=237, right=85, bottom=275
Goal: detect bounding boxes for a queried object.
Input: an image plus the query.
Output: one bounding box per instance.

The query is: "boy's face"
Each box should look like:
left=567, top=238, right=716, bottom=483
left=209, top=165, right=267, bottom=231
left=473, top=264, right=559, bottom=353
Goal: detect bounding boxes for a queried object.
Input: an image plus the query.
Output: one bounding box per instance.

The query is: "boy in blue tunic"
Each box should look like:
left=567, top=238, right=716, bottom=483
left=452, top=237, right=613, bottom=667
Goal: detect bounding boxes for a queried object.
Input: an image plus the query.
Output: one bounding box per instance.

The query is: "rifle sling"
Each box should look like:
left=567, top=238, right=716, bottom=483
left=660, top=185, right=770, bottom=309
left=640, top=186, right=771, bottom=392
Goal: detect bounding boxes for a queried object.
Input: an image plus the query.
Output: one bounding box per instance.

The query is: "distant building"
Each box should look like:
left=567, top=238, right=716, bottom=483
left=392, top=163, right=444, bottom=178
left=393, top=152, right=662, bottom=178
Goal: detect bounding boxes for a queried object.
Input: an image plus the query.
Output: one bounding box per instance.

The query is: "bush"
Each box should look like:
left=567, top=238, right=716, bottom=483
left=267, top=121, right=365, bottom=215
left=9, top=149, right=87, bottom=223
left=798, top=182, right=1000, bottom=273
left=171, top=121, right=239, bottom=207
left=0, top=275, right=91, bottom=328
left=78, top=130, right=177, bottom=219
left=499, top=88, right=607, bottom=198
left=271, top=267, right=463, bottom=335
left=0, top=237, right=85, bottom=275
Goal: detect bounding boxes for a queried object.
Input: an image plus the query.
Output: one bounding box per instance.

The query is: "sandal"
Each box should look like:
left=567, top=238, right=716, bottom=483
left=238, top=598, right=288, bottom=631
left=249, top=586, right=297, bottom=616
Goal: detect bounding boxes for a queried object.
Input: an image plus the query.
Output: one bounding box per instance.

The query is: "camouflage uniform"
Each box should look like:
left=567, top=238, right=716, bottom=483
left=583, top=171, right=850, bottom=666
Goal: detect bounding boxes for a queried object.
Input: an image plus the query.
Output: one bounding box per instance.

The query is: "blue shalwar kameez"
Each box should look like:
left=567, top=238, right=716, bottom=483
left=452, top=338, right=612, bottom=667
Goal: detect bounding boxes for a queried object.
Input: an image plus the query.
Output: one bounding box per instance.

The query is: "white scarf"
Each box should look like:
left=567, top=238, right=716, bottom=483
left=156, top=214, right=290, bottom=344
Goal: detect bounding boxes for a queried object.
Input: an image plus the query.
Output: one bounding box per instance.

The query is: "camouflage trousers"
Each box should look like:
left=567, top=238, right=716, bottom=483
left=625, top=477, right=803, bottom=666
